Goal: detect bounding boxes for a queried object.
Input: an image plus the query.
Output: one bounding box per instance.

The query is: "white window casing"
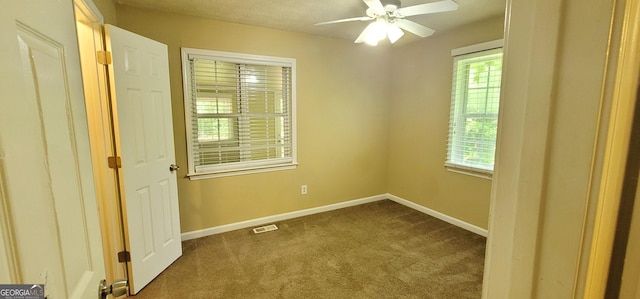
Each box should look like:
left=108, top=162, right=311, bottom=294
left=181, top=48, right=297, bottom=179
left=446, top=40, right=504, bottom=178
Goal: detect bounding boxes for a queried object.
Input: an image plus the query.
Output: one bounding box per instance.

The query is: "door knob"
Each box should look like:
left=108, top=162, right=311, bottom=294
left=169, top=164, right=180, bottom=172
left=99, top=279, right=128, bottom=299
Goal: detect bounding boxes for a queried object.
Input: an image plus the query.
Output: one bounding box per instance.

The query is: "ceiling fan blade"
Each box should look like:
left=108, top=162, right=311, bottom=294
left=315, top=17, right=373, bottom=26
left=396, top=0, right=459, bottom=17
left=362, top=0, right=386, bottom=15
left=394, top=19, right=435, bottom=37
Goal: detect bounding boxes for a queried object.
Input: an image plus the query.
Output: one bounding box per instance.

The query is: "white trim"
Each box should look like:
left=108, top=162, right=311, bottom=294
left=181, top=194, right=387, bottom=241
left=445, top=163, right=493, bottom=180
left=181, top=193, right=488, bottom=241
left=184, top=48, right=295, bottom=66
left=386, top=193, right=488, bottom=237
left=188, top=163, right=298, bottom=180
left=451, top=39, right=504, bottom=57
left=75, top=0, right=104, bottom=24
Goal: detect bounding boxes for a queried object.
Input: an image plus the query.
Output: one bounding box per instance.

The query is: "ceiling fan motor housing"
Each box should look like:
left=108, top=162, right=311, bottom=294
left=366, top=0, right=401, bottom=18
left=381, top=0, right=402, bottom=11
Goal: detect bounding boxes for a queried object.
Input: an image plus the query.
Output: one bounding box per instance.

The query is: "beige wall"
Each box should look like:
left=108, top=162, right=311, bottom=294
left=387, top=17, right=505, bottom=229
left=89, top=0, right=117, bottom=24
left=115, top=6, right=392, bottom=233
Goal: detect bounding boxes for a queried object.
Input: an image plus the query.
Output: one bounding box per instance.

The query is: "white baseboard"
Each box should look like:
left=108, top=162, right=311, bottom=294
left=181, top=194, right=387, bottom=241
left=386, top=193, right=488, bottom=237
left=181, top=193, right=488, bottom=241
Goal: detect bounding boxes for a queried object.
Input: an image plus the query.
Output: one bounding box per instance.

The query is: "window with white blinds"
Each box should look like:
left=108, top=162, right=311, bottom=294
left=446, top=41, right=503, bottom=177
left=181, top=48, right=296, bottom=179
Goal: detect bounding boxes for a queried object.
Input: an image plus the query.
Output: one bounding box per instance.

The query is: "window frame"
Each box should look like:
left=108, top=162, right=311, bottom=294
left=445, top=40, right=504, bottom=179
left=181, top=48, right=297, bottom=180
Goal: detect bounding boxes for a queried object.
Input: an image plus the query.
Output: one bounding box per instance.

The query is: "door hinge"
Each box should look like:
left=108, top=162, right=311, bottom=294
left=97, top=50, right=112, bottom=65
left=117, top=251, right=131, bottom=263
left=107, top=156, right=121, bottom=169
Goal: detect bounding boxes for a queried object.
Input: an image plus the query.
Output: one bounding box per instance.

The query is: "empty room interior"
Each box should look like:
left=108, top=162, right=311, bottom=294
left=2, top=0, right=640, bottom=298
left=108, top=1, right=503, bottom=297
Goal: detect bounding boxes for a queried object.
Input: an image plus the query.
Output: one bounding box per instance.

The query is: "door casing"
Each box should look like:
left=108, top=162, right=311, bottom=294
left=73, top=0, right=128, bottom=288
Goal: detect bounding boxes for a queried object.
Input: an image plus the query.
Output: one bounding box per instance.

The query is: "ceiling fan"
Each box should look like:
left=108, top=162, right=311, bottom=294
left=315, top=0, right=459, bottom=46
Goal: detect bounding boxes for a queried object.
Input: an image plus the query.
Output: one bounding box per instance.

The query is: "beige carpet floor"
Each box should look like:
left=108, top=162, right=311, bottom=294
left=130, top=200, right=486, bottom=298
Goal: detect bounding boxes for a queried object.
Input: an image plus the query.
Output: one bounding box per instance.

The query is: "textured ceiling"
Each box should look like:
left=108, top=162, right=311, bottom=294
left=115, top=0, right=506, bottom=45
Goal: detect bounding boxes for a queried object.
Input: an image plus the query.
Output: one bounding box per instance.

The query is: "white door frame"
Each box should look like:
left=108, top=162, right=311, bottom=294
left=74, top=2, right=183, bottom=294
left=73, top=0, right=128, bottom=288
left=483, top=0, right=640, bottom=297
left=582, top=0, right=640, bottom=297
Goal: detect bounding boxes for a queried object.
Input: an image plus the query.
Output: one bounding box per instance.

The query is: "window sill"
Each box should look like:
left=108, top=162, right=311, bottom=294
left=187, top=163, right=298, bottom=180
left=444, top=163, right=493, bottom=180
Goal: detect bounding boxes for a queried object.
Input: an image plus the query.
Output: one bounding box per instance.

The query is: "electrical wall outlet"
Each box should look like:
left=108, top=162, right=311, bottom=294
left=301, top=185, right=308, bottom=195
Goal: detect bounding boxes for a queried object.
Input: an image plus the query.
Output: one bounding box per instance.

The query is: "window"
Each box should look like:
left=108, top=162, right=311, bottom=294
left=446, top=40, right=503, bottom=177
left=181, top=48, right=296, bottom=179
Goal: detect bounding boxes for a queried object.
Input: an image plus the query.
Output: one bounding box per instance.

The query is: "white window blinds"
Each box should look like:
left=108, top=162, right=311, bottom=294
left=446, top=43, right=503, bottom=175
left=181, top=48, right=296, bottom=178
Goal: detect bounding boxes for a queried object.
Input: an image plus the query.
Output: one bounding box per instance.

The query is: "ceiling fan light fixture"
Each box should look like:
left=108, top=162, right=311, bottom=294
left=387, top=23, right=404, bottom=44
left=364, top=35, right=379, bottom=46
left=364, top=19, right=388, bottom=45
left=317, top=0, right=459, bottom=46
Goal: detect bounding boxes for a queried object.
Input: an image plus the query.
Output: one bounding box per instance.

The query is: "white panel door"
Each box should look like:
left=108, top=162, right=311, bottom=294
left=0, top=0, right=106, bottom=298
left=105, top=25, right=182, bottom=294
